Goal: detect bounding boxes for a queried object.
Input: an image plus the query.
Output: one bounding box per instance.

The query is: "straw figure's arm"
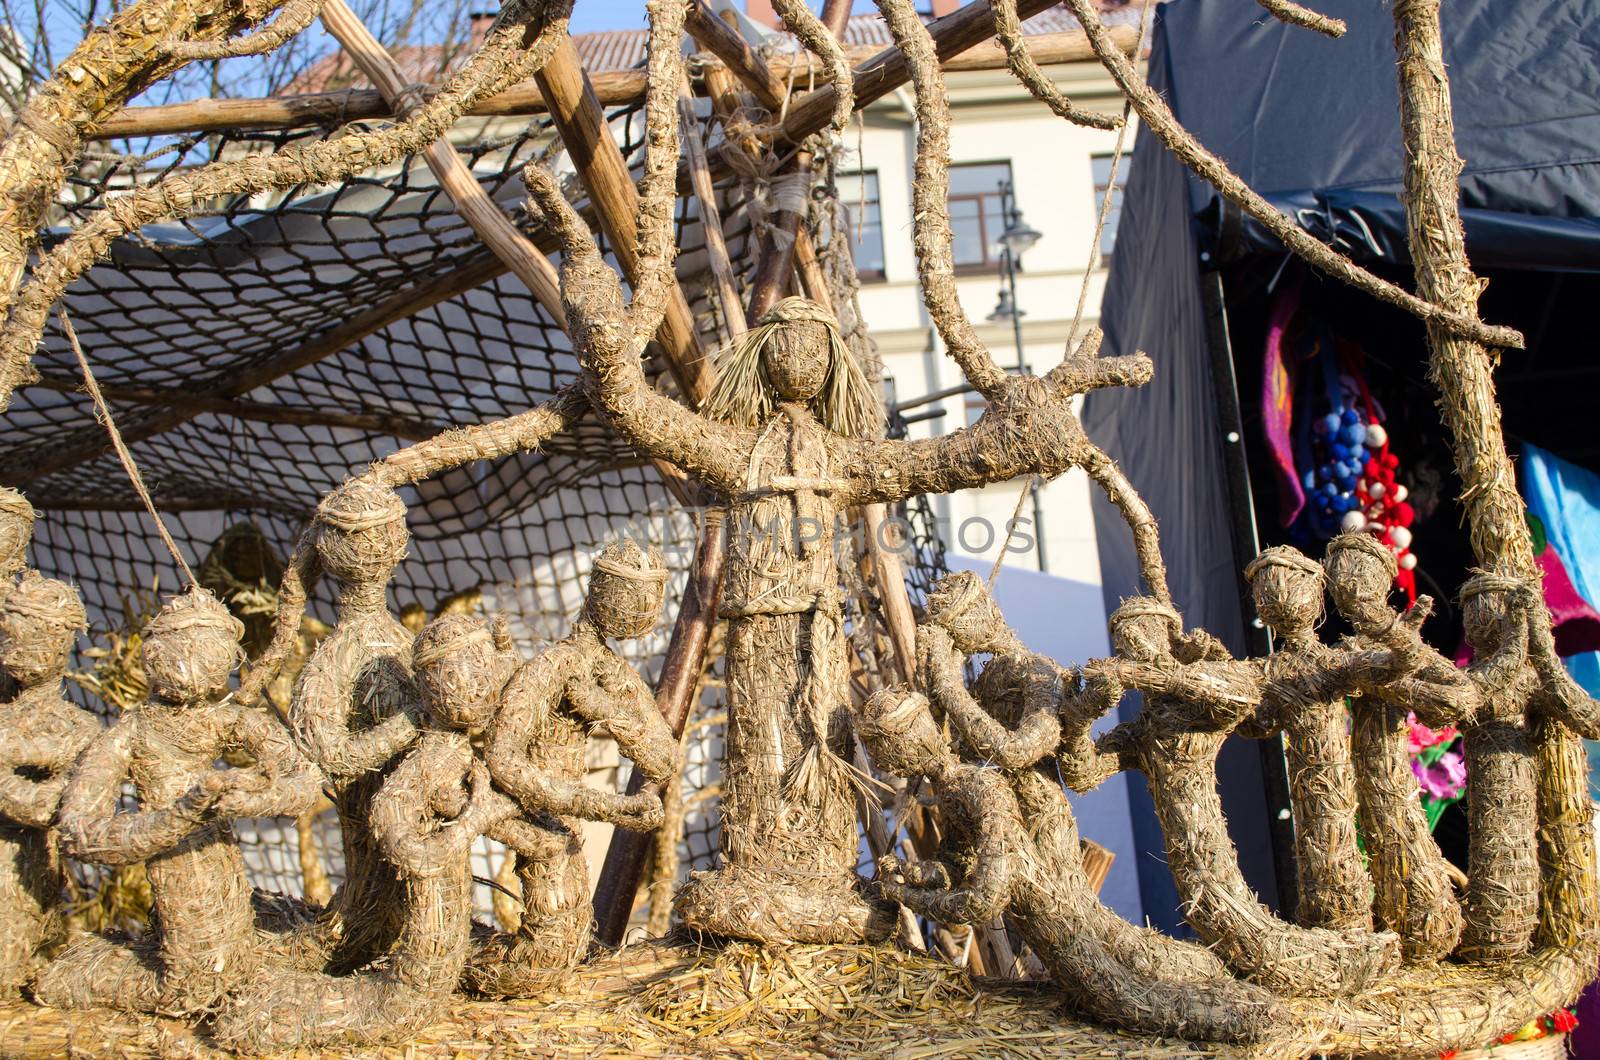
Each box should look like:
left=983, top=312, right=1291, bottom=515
left=0, top=710, right=99, bottom=828
left=1305, top=602, right=1432, bottom=700
left=1526, top=602, right=1600, bottom=738
left=878, top=766, right=1022, bottom=926
left=210, top=705, right=324, bottom=819
left=488, top=650, right=662, bottom=828
left=570, top=654, right=680, bottom=788
left=1468, top=600, right=1532, bottom=699
left=1098, top=657, right=1263, bottom=725
left=917, top=626, right=1062, bottom=771
left=830, top=353, right=1151, bottom=510
left=55, top=718, right=227, bottom=864
left=374, top=744, right=512, bottom=880
left=1057, top=668, right=1138, bottom=793
left=523, top=167, right=751, bottom=499
left=290, top=638, right=419, bottom=782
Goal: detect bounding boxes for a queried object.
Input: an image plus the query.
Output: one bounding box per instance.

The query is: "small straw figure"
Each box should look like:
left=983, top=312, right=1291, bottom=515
left=466, top=541, right=679, bottom=997
left=0, top=572, right=98, bottom=993
left=288, top=480, right=420, bottom=972
left=215, top=613, right=523, bottom=1049
left=1068, top=597, right=1402, bottom=996
left=1244, top=546, right=1382, bottom=932
left=1322, top=532, right=1469, bottom=960
left=857, top=688, right=1284, bottom=1045
left=34, top=589, right=321, bottom=1016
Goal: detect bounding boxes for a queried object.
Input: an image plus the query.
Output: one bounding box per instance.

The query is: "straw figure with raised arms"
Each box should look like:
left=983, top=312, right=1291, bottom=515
left=1064, top=581, right=1417, bottom=997
left=34, top=588, right=321, bottom=1016
left=0, top=571, right=99, bottom=993
left=287, top=479, right=421, bottom=972
left=526, top=154, right=1159, bottom=945
left=466, top=540, right=679, bottom=997
left=898, top=570, right=1288, bottom=1043
left=216, top=613, right=527, bottom=1049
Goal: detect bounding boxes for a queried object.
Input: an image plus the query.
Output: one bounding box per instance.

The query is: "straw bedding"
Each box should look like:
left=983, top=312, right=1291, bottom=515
left=5, top=942, right=1253, bottom=1058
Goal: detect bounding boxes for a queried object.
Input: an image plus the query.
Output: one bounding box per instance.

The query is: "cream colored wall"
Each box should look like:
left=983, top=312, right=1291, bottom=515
left=849, top=60, right=1136, bottom=587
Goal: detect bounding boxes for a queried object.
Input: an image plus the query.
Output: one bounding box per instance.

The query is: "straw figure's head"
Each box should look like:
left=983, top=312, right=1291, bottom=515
left=314, top=480, right=409, bottom=587
left=700, top=297, right=882, bottom=438
left=141, top=588, right=245, bottom=705
left=413, top=614, right=506, bottom=733
left=583, top=540, right=669, bottom=640
left=854, top=687, right=950, bottom=780
left=1108, top=597, right=1181, bottom=663
left=1323, top=532, right=1398, bottom=634
left=1461, top=571, right=1525, bottom=654
left=1246, top=546, right=1325, bottom=636
left=0, top=571, right=85, bottom=688
left=925, top=571, right=1018, bottom=656
left=0, top=486, right=35, bottom=579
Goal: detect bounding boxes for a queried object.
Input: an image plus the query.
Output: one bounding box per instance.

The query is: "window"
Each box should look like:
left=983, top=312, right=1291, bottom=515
left=835, top=170, right=885, bottom=280
left=1091, top=153, right=1128, bottom=260
left=948, top=161, right=1012, bottom=270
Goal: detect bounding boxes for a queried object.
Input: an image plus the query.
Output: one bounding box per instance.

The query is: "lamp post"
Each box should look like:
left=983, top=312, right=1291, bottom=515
left=988, top=178, right=1048, bottom=572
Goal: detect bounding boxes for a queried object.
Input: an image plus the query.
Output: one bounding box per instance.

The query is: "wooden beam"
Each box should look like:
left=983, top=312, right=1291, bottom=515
left=87, top=29, right=1133, bottom=140
left=535, top=38, right=712, bottom=403
left=26, top=374, right=446, bottom=440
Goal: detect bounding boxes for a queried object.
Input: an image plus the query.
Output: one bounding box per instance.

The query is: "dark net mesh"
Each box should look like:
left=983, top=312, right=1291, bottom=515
left=3, top=98, right=950, bottom=932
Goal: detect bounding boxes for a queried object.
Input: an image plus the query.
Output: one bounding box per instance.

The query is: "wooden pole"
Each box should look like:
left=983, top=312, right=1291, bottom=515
left=26, top=374, right=445, bottom=440
left=88, top=22, right=1129, bottom=140
left=318, top=0, right=566, bottom=328
left=535, top=38, right=712, bottom=400
left=676, top=75, right=747, bottom=338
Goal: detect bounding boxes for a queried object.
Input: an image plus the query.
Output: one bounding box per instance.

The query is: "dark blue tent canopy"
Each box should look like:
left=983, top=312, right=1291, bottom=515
left=1081, top=0, right=1600, bottom=931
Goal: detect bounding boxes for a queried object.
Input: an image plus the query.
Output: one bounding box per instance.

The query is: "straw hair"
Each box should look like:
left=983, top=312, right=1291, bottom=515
left=413, top=614, right=494, bottom=669
left=1245, top=545, right=1325, bottom=583
left=1325, top=531, right=1397, bottom=578
left=1109, top=595, right=1180, bottom=630
left=144, top=587, right=243, bottom=640
left=1460, top=569, right=1524, bottom=603
left=0, top=486, right=35, bottom=519
left=2, top=570, right=86, bottom=630
left=700, top=297, right=882, bottom=438
left=317, top=479, right=408, bottom=532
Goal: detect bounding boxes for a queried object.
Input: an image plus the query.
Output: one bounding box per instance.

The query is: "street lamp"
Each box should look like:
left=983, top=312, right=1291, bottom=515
left=990, top=178, right=1048, bottom=572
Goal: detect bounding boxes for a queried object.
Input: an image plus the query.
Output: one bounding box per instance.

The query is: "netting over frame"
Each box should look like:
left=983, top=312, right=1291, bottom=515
left=3, top=93, right=952, bottom=926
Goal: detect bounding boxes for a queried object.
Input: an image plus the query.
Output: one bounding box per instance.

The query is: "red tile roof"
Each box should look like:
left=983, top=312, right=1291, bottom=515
left=289, top=4, right=1144, bottom=93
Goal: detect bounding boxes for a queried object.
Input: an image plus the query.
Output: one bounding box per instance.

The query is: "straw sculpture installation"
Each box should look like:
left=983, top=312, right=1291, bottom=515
left=0, top=570, right=99, bottom=993
left=0, top=0, right=1596, bottom=1054
left=33, top=588, right=322, bottom=1016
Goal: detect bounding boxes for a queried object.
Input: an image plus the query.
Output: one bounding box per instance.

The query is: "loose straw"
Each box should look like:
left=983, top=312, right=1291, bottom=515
left=59, top=308, right=197, bottom=588
left=988, top=0, right=1154, bottom=589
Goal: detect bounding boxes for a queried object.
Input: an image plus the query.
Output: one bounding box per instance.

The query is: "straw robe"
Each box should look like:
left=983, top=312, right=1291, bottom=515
left=0, top=681, right=98, bottom=992
left=37, top=701, right=320, bottom=1015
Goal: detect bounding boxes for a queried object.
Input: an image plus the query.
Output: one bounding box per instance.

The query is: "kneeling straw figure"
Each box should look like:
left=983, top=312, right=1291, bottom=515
left=855, top=687, right=1284, bottom=1045
left=35, top=589, right=321, bottom=1016
left=466, top=540, right=679, bottom=997
left=1066, top=596, right=1405, bottom=996
left=216, top=613, right=524, bottom=1049
left=0, top=572, right=99, bottom=993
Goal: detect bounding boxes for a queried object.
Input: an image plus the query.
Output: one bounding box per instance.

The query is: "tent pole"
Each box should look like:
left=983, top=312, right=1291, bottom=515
left=1199, top=266, right=1299, bottom=916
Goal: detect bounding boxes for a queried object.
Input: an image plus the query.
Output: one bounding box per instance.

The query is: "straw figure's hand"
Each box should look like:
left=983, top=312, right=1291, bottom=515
left=489, top=815, right=568, bottom=861
left=460, top=760, right=519, bottom=836
left=878, top=852, right=953, bottom=890
left=210, top=767, right=275, bottom=818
